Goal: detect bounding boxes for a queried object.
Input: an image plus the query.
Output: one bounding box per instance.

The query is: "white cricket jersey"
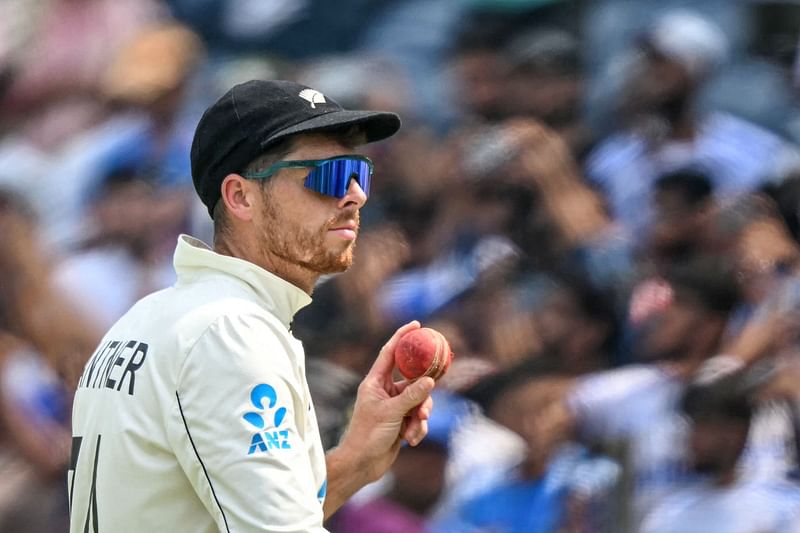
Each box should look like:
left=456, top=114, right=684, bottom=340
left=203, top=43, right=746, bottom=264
left=569, top=364, right=689, bottom=518
left=570, top=365, right=799, bottom=525
left=69, top=235, right=329, bottom=533
left=640, top=479, right=800, bottom=533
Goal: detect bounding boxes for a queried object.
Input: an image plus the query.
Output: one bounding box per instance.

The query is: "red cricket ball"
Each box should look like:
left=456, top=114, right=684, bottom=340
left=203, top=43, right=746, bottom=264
left=394, top=327, right=454, bottom=381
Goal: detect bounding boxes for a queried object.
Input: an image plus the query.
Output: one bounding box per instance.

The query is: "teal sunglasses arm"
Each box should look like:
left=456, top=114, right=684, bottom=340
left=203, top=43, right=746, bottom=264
left=241, top=155, right=374, bottom=181
left=242, top=160, right=317, bottom=180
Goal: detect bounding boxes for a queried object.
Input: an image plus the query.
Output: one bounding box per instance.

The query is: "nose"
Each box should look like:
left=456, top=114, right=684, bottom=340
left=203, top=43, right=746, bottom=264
left=337, top=176, right=367, bottom=209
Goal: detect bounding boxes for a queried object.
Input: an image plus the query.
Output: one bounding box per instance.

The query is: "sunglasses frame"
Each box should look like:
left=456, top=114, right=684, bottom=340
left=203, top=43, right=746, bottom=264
left=242, top=155, right=374, bottom=198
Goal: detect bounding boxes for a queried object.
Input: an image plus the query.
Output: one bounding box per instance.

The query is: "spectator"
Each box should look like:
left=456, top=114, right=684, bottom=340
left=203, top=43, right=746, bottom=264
left=37, top=22, right=203, bottom=249
left=625, top=169, right=716, bottom=336
left=567, top=257, right=743, bottom=524
left=0, top=190, right=98, bottom=531
left=586, top=9, right=799, bottom=236
left=166, top=0, right=389, bottom=60
left=5, top=2, right=800, bottom=531
left=481, top=273, right=617, bottom=373
left=504, top=28, right=589, bottom=154
left=647, top=168, right=714, bottom=266
left=641, top=373, right=800, bottom=533
left=435, top=359, right=619, bottom=532
left=448, top=21, right=515, bottom=125
left=330, top=390, right=466, bottom=533
left=0, top=0, right=164, bottom=148
left=53, top=165, right=183, bottom=331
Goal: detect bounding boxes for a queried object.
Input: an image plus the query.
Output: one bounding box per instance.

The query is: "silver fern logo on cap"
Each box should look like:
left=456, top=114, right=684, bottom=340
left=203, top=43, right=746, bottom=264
left=298, top=89, right=326, bottom=108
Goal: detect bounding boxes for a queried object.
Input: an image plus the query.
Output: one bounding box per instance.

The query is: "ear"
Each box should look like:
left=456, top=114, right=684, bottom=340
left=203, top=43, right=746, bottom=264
left=220, top=174, right=259, bottom=221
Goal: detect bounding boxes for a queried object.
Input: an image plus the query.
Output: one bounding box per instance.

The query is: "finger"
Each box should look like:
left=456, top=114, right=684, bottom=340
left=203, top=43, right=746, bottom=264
left=415, top=395, right=434, bottom=421
left=366, top=321, right=421, bottom=380
left=403, top=417, right=429, bottom=447
left=391, top=379, right=411, bottom=396
left=388, top=376, right=435, bottom=417
left=399, top=416, right=410, bottom=442
left=506, top=118, right=546, bottom=140
left=394, top=385, right=433, bottom=418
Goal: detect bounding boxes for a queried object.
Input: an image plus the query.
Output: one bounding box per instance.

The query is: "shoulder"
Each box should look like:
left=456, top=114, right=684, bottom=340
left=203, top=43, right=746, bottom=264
left=748, top=481, right=800, bottom=511
left=568, top=365, right=676, bottom=425
left=705, top=112, right=783, bottom=140
left=130, top=279, right=288, bottom=343
left=640, top=485, right=704, bottom=531
left=183, top=307, right=297, bottom=366
left=112, top=286, right=297, bottom=377
left=173, top=308, right=306, bottom=407
left=585, top=132, right=645, bottom=180
left=574, top=364, right=668, bottom=399
left=702, top=112, right=790, bottom=155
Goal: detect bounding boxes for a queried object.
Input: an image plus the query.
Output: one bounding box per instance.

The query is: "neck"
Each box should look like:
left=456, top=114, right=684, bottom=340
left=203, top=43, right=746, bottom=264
left=663, top=93, right=696, bottom=141
left=521, top=450, right=549, bottom=480
left=213, top=235, right=318, bottom=295
left=713, top=468, right=738, bottom=488
left=669, top=115, right=696, bottom=141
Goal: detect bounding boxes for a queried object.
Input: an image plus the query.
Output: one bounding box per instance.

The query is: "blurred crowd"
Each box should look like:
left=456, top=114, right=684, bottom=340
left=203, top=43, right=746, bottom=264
left=5, top=0, right=800, bottom=531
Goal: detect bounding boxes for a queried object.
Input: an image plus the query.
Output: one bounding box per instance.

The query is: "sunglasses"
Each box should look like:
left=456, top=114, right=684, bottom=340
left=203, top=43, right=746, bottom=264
left=242, top=155, right=374, bottom=198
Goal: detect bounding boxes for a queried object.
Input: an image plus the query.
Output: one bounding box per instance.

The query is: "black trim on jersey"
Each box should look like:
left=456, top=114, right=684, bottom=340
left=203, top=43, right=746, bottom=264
left=84, top=434, right=101, bottom=533
left=69, top=435, right=83, bottom=513
left=176, top=391, right=231, bottom=533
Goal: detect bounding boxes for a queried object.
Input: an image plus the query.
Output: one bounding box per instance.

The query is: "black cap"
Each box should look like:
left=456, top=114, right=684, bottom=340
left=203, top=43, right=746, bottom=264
left=190, top=79, right=401, bottom=217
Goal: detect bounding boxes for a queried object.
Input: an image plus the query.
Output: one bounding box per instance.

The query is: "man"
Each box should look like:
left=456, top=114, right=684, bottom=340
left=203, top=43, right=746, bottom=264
left=331, top=390, right=464, bottom=533
left=641, top=374, right=800, bottom=533
left=436, top=360, right=619, bottom=533
left=55, top=162, right=181, bottom=331
left=68, top=80, right=435, bottom=532
left=586, top=9, right=798, bottom=236
left=647, top=168, right=714, bottom=265
left=567, top=257, right=742, bottom=523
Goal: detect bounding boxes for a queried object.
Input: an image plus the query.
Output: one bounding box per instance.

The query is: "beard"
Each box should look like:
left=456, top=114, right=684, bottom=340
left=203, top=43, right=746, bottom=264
left=691, top=458, right=725, bottom=477
left=258, top=193, right=359, bottom=275
left=631, top=320, right=687, bottom=363
left=652, top=89, right=692, bottom=126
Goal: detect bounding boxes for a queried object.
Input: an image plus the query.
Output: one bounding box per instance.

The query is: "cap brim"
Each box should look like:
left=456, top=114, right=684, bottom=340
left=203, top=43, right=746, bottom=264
left=260, top=109, right=401, bottom=149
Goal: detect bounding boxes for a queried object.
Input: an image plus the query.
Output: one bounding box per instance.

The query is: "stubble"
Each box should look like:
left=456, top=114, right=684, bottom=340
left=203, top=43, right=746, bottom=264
left=259, top=193, right=358, bottom=275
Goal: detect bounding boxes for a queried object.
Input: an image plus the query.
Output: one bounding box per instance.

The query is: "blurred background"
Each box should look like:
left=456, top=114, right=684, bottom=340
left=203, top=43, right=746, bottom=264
left=6, top=0, right=800, bottom=531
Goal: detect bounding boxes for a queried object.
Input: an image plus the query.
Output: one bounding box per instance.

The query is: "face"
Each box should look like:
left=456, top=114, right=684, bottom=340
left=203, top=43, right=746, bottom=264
left=491, top=377, right=574, bottom=469
left=505, top=68, right=582, bottom=127
left=635, top=295, right=710, bottom=362
left=253, top=134, right=368, bottom=277
left=534, top=290, right=609, bottom=372
left=93, top=179, right=160, bottom=253
left=391, top=442, right=448, bottom=515
left=453, top=50, right=512, bottom=121
left=623, top=49, right=693, bottom=122
left=650, top=189, right=710, bottom=256
left=688, top=417, right=749, bottom=477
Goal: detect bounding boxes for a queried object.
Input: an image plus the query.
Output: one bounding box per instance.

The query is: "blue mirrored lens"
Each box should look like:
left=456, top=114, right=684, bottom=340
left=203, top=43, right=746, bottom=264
left=304, top=158, right=372, bottom=198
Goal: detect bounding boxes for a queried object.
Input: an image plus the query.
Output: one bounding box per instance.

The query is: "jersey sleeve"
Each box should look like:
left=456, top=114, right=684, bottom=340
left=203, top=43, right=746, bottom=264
left=166, top=312, right=327, bottom=533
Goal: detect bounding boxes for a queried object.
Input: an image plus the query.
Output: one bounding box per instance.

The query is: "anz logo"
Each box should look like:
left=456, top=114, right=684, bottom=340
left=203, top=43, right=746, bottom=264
left=243, top=383, right=292, bottom=455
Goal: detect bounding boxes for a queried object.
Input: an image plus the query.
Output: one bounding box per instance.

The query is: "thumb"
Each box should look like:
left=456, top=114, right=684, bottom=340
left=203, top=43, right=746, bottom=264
left=389, top=377, right=435, bottom=415
left=367, top=321, right=421, bottom=379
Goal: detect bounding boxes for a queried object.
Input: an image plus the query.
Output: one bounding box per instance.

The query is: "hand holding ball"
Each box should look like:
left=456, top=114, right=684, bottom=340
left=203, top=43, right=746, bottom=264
left=394, top=327, right=453, bottom=381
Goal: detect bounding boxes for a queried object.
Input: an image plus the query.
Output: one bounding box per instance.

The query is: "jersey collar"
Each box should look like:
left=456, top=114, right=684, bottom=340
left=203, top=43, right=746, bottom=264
left=173, top=234, right=312, bottom=327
